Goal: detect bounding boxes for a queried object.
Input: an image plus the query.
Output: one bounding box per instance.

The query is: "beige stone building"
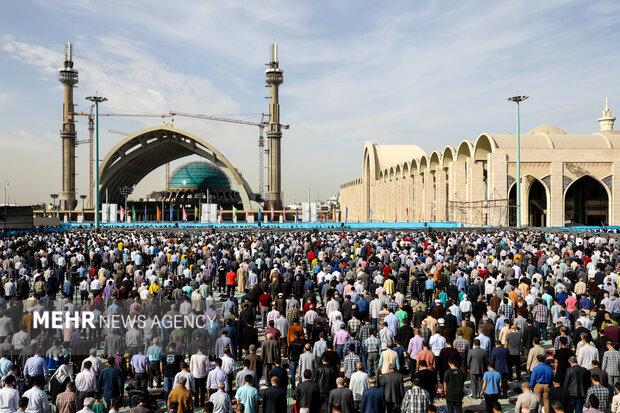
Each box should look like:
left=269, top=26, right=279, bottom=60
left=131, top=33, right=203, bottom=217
left=339, top=100, right=620, bottom=227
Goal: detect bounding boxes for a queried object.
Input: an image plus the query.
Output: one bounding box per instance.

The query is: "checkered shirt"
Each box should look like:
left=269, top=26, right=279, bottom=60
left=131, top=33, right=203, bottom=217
left=345, top=337, right=361, bottom=355
left=499, top=303, right=513, bottom=320
left=532, top=304, right=549, bottom=323
left=343, top=353, right=360, bottom=378
left=348, top=318, right=361, bottom=335
left=287, top=307, right=300, bottom=322
left=453, top=337, right=470, bottom=354
left=401, top=386, right=431, bottom=413
left=586, top=384, right=609, bottom=412
left=602, top=348, right=620, bottom=376
left=358, top=323, right=372, bottom=345
left=364, top=336, right=381, bottom=353
left=55, top=390, right=76, bottom=413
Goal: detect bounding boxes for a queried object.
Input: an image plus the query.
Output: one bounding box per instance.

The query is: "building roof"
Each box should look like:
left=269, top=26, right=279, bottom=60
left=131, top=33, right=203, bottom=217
left=373, top=144, right=426, bottom=171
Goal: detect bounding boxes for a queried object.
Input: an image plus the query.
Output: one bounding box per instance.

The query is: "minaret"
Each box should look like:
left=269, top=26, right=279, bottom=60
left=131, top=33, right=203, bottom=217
left=598, top=96, right=616, bottom=131
left=58, top=42, right=79, bottom=211
left=264, top=42, right=284, bottom=211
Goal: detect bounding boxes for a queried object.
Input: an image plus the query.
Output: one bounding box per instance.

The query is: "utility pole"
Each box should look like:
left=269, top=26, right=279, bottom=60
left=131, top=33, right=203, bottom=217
left=3, top=182, right=9, bottom=232
left=50, top=193, right=59, bottom=218
left=507, top=94, right=528, bottom=227
left=86, top=95, right=108, bottom=230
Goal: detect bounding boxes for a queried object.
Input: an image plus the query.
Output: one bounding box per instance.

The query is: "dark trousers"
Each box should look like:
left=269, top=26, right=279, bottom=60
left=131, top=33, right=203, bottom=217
left=470, top=373, right=483, bottom=397
left=535, top=321, right=548, bottom=340
left=570, top=396, right=585, bottom=413
left=148, top=361, right=161, bottom=387
left=195, top=377, right=206, bottom=406
left=484, top=394, right=499, bottom=413
left=501, top=373, right=509, bottom=397
left=135, top=372, right=148, bottom=392
left=508, top=354, right=521, bottom=379
left=447, top=400, right=463, bottom=413
left=77, top=391, right=95, bottom=409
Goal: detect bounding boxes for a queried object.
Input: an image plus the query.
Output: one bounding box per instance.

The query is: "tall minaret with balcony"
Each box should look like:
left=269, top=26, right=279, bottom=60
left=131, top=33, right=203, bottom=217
left=58, top=42, right=79, bottom=210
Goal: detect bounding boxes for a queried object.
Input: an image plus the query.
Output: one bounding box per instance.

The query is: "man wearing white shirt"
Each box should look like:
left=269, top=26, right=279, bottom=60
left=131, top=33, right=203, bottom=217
left=75, top=361, right=97, bottom=409
left=0, top=375, right=19, bottom=413
left=189, top=349, right=208, bottom=407
left=22, top=377, right=49, bottom=413
left=348, top=361, right=369, bottom=408
left=577, top=334, right=599, bottom=369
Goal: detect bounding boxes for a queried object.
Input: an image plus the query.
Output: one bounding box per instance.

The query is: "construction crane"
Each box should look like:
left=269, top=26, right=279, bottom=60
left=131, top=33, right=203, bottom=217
left=73, top=110, right=286, bottom=200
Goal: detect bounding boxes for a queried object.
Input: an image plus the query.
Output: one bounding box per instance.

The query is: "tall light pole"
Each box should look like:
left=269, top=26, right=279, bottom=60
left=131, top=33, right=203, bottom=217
left=119, top=186, right=133, bottom=222
left=507, top=95, right=528, bottom=227
left=50, top=193, right=59, bottom=218
left=86, top=95, right=107, bottom=230
left=3, top=181, right=10, bottom=232
left=80, top=194, right=87, bottom=218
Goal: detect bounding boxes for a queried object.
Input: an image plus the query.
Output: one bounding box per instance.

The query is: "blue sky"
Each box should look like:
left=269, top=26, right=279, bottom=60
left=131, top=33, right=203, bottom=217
left=1, top=1, right=619, bottom=204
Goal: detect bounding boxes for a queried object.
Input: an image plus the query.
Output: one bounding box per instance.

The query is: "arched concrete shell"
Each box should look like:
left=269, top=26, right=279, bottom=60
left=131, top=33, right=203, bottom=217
left=99, top=124, right=254, bottom=208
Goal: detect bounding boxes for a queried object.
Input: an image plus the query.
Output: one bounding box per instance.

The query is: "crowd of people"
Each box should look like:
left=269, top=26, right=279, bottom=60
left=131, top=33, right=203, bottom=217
left=0, top=228, right=619, bottom=413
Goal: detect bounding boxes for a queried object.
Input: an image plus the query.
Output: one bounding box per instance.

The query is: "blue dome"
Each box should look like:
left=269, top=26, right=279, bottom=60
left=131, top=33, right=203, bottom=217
left=169, top=161, right=230, bottom=190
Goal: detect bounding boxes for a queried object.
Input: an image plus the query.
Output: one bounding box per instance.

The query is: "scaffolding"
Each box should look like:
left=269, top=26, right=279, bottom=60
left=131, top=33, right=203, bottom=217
left=448, top=190, right=514, bottom=227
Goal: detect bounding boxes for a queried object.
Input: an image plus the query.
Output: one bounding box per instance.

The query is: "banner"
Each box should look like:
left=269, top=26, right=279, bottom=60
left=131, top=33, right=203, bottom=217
left=109, top=204, right=117, bottom=222
left=156, top=206, right=162, bottom=222
left=132, top=206, right=136, bottom=222
left=345, top=207, right=349, bottom=223
left=200, top=204, right=218, bottom=223
left=120, top=207, right=125, bottom=222
left=232, top=206, right=237, bottom=223
left=169, top=205, right=174, bottom=221
left=182, top=206, right=188, bottom=222
left=101, top=203, right=110, bottom=223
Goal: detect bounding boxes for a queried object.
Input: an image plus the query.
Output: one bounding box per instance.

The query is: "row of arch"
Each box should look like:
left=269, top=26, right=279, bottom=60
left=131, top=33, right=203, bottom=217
left=339, top=137, right=614, bottom=226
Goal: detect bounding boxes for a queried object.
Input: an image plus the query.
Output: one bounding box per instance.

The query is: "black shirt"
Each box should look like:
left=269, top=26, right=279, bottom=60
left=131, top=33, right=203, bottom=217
left=161, top=353, right=183, bottom=378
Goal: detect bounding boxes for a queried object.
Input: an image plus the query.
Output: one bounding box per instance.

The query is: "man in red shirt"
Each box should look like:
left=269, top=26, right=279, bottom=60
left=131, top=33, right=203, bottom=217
left=225, top=270, right=236, bottom=297
left=259, top=292, right=272, bottom=327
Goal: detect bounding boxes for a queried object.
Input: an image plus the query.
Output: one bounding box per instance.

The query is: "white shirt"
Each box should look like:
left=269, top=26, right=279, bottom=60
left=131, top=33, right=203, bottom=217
left=577, top=343, right=599, bottom=369
left=0, top=386, right=19, bottom=413
left=189, top=353, right=209, bottom=379
left=348, top=371, right=369, bottom=402
left=429, top=333, right=446, bottom=356
left=75, top=369, right=97, bottom=392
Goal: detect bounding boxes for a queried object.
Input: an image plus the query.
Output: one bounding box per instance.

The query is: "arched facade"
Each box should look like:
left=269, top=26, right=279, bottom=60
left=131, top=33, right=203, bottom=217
left=100, top=124, right=256, bottom=209
left=339, top=103, right=620, bottom=226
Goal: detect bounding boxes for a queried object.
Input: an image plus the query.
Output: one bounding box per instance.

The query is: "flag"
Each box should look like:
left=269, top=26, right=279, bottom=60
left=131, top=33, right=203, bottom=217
left=258, top=207, right=263, bottom=222
left=144, top=205, right=147, bottom=221
left=345, top=207, right=349, bottom=223
left=120, top=207, right=125, bottom=221
left=182, top=206, right=188, bottom=221
left=156, top=206, right=162, bottom=222
left=194, top=206, right=199, bottom=221
left=169, top=205, right=173, bottom=221
left=131, top=206, right=136, bottom=222
left=270, top=208, right=274, bottom=221
left=295, top=209, right=299, bottom=223
left=219, top=205, right=223, bottom=222
left=232, top=206, right=237, bottom=222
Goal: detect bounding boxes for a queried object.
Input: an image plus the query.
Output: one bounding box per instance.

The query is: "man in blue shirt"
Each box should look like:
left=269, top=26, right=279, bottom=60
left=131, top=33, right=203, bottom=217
left=482, top=364, right=502, bottom=413
left=529, top=354, right=554, bottom=413
left=490, top=342, right=510, bottom=398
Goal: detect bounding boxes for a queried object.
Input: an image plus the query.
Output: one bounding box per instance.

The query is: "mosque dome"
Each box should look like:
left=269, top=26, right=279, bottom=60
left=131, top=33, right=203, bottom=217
left=529, top=124, right=566, bottom=135
left=169, top=161, right=230, bottom=190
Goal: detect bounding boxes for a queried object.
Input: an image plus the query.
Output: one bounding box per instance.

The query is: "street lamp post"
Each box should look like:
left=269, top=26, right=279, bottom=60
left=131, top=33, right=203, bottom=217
left=85, top=95, right=108, bottom=230
left=507, top=95, right=528, bottom=227
left=80, top=194, right=87, bottom=219
left=3, top=181, right=10, bottom=232
left=50, top=193, right=59, bottom=218
left=119, top=186, right=133, bottom=222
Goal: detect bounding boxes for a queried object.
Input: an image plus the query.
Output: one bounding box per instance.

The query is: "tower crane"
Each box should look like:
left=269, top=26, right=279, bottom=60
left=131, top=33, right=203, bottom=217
left=72, top=110, right=286, bottom=201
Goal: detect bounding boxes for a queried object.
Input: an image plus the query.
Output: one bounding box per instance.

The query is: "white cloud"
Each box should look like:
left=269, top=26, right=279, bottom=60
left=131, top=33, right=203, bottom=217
left=2, top=1, right=620, bottom=204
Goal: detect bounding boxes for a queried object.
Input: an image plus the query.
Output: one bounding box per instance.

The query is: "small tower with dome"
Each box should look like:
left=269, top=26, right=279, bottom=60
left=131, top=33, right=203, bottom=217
left=598, top=97, right=616, bottom=131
